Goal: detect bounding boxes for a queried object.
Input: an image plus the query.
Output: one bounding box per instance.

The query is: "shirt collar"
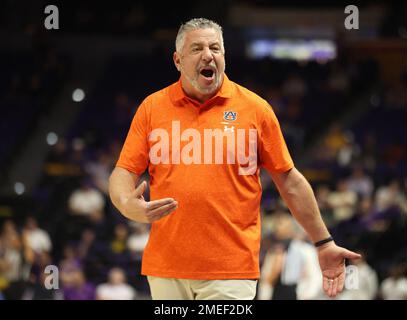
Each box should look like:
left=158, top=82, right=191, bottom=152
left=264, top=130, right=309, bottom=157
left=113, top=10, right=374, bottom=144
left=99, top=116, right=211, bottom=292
left=170, top=73, right=233, bottom=105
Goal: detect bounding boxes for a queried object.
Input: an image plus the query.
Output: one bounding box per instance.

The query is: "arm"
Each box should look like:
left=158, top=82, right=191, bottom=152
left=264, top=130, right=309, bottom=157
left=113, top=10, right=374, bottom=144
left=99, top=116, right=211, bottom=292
left=270, top=167, right=361, bottom=298
left=270, top=167, right=330, bottom=243
left=109, top=167, right=178, bottom=223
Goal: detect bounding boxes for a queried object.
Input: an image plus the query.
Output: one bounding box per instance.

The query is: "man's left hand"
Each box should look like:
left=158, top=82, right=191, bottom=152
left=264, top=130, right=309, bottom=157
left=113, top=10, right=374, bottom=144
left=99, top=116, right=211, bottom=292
left=317, top=242, right=362, bottom=298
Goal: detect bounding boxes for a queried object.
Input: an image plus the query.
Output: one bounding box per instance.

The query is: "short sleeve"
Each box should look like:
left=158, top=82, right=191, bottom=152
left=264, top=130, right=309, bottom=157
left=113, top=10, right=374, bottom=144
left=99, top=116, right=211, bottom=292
left=258, top=103, right=294, bottom=173
left=116, top=100, right=150, bottom=175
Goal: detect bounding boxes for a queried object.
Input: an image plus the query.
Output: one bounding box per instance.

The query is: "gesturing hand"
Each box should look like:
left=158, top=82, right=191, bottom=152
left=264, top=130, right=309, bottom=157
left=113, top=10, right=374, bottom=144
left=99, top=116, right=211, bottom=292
left=121, top=181, right=178, bottom=223
left=317, top=242, right=362, bottom=298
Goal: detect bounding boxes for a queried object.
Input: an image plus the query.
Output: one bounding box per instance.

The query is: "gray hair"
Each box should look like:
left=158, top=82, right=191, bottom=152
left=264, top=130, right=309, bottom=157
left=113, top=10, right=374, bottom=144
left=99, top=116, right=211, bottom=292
left=175, top=18, right=224, bottom=54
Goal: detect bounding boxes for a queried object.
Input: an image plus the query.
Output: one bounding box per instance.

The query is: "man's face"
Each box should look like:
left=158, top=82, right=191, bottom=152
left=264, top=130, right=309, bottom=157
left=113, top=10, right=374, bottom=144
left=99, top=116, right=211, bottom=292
left=174, top=28, right=225, bottom=101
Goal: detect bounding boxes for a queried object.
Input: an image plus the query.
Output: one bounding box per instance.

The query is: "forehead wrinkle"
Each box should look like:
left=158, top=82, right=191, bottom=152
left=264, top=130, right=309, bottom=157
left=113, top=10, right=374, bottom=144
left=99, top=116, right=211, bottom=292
left=185, top=30, right=220, bottom=43
left=189, top=40, right=221, bottom=48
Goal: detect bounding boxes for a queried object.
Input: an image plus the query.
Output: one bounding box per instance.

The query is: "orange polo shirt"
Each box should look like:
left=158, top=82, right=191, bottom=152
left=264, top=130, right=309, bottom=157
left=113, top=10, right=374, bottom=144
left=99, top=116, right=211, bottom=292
left=116, top=74, right=294, bottom=279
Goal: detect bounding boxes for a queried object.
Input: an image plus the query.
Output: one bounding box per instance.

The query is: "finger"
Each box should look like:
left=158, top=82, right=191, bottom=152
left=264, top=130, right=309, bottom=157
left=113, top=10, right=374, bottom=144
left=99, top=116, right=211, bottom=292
left=133, top=181, right=147, bottom=197
left=328, top=278, right=333, bottom=297
left=337, top=270, right=345, bottom=293
left=148, top=202, right=178, bottom=217
left=151, top=207, right=177, bottom=222
left=148, top=203, right=178, bottom=222
left=323, top=276, right=330, bottom=293
left=147, top=198, right=176, bottom=210
left=343, top=249, right=362, bottom=260
left=331, top=277, right=338, bottom=297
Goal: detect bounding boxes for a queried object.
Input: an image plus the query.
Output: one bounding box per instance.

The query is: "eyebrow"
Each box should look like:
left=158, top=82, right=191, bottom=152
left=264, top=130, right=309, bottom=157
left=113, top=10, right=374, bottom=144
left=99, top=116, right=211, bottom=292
left=189, top=41, right=220, bottom=48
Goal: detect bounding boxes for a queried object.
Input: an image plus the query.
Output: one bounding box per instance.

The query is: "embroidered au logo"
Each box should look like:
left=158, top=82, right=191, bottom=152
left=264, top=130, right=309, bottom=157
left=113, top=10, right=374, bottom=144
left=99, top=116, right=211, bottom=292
left=223, top=111, right=237, bottom=122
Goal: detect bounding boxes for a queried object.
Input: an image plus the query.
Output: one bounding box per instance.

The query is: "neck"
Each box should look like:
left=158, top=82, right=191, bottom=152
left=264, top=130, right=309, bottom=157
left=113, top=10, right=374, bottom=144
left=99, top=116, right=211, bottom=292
left=181, top=74, right=223, bottom=104
left=183, top=87, right=215, bottom=104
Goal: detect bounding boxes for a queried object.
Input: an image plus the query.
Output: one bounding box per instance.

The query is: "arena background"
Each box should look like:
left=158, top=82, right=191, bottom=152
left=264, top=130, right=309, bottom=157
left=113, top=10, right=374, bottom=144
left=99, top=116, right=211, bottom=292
left=0, top=0, right=406, bottom=300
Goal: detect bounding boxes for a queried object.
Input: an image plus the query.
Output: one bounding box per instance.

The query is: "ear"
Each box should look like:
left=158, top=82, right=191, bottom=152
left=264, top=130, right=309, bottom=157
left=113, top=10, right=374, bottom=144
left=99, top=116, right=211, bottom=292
left=173, top=51, right=181, bottom=72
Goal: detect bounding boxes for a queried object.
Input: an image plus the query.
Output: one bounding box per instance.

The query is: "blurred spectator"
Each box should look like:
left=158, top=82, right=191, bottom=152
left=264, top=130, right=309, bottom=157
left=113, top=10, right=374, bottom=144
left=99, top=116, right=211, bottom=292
left=360, top=198, right=400, bottom=234
left=347, top=167, right=374, bottom=198
left=380, top=263, right=407, bottom=300
left=28, top=251, right=53, bottom=282
left=108, top=224, right=132, bottom=273
left=375, top=179, right=403, bottom=212
left=85, top=152, right=113, bottom=195
left=96, top=267, right=136, bottom=300
left=259, top=212, right=308, bottom=300
left=126, top=222, right=149, bottom=294
left=350, top=196, right=376, bottom=233
left=315, top=185, right=335, bottom=228
left=127, top=223, right=149, bottom=256
left=320, top=123, right=349, bottom=162
left=330, top=196, right=373, bottom=249
left=59, top=245, right=82, bottom=288
left=110, top=224, right=129, bottom=255
left=22, top=271, right=63, bottom=300
left=77, top=229, right=109, bottom=284
left=77, top=229, right=96, bottom=260
left=327, top=180, right=358, bottom=223
left=0, top=220, right=23, bottom=286
left=336, top=256, right=379, bottom=300
left=23, top=216, right=52, bottom=255
left=359, top=132, right=378, bottom=171
left=68, top=179, right=105, bottom=217
left=88, top=210, right=110, bottom=239
left=0, top=220, right=35, bottom=300
left=62, top=269, right=95, bottom=300
left=295, top=237, right=324, bottom=300
left=337, top=133, right=361, bottom=168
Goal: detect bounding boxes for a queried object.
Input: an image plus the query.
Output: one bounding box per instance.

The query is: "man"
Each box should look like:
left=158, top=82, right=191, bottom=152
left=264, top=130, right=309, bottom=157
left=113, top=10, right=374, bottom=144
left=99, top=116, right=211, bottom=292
left=109, top=18, right=361, bottom=300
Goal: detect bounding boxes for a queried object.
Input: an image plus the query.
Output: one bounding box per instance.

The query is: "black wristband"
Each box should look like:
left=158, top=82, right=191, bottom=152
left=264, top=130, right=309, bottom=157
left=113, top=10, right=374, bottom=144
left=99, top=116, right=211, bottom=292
left=314, top=236, right=334, bottom=247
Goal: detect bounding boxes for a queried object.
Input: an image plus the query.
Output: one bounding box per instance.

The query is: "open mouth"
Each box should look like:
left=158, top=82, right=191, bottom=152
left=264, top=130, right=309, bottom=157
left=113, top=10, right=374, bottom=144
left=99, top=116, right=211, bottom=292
left=200, top=68, right=215, bottom=79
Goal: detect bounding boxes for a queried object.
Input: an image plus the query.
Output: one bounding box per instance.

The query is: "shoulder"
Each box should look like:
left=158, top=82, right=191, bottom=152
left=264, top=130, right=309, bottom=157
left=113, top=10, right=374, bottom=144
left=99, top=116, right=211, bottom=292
left=230, top=81, right=276, bottom=117
left=141, top=83, right=175, bottom=108
left=231, top=82, right=268, bottom=106
left=130, top=83, right=175, bottom=124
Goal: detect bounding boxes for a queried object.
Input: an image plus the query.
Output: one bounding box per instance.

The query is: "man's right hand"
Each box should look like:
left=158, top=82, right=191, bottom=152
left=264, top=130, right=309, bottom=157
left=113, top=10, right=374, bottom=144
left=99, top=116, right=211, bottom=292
left=120, top=181, right=178, bottom=223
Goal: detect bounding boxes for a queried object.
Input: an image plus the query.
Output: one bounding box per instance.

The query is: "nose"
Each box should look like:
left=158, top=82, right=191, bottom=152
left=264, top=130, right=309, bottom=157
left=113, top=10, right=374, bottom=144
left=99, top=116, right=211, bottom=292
left=201, top=47, right=213, bottom=63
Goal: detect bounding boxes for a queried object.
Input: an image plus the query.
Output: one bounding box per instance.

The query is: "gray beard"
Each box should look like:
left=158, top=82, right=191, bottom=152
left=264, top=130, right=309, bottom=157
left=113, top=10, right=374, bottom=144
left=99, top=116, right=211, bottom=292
left=184, top=69, right=224, bottom=95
